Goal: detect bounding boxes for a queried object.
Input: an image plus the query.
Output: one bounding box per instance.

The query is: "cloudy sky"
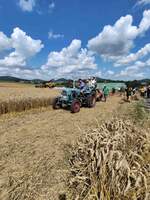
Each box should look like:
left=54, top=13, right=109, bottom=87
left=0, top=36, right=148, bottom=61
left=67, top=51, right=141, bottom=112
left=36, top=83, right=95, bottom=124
left=0, top=0, right=150, bottom=80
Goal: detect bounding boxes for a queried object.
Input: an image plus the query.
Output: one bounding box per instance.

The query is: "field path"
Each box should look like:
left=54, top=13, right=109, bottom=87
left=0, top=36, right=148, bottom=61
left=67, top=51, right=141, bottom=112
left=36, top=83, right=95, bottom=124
left=0, top=96, right=121, bottom=200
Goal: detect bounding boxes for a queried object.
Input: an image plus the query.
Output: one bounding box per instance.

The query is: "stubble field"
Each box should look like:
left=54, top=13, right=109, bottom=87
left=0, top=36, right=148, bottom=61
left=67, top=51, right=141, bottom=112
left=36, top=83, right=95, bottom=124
left=0, top=82, right=149, bottom=200
left=0, top=83, right=121, bottom=199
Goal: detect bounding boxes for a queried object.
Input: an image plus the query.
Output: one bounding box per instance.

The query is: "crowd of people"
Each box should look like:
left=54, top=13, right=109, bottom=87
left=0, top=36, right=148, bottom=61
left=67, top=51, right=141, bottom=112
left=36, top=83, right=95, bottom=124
left=78, top=77, right=97, bottom=90
left=124, top=85, right=150, bottom=102
left=71, top=78, right=150, bottom=103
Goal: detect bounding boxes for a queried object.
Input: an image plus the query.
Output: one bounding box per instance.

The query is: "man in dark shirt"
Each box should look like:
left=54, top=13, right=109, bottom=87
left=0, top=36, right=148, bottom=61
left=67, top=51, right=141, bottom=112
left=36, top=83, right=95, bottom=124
left=147, top=86, right=150, bottom=98
left=125, top=86, right=132, bottom=102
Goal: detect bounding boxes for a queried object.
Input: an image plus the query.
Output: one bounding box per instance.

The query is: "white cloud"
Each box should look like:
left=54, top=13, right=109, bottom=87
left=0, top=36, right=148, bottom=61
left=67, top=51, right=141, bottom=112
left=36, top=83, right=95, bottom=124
left=0, top=32, right=12, bottom=52
left=107, top=70, right=115, bottom=75
left=49, top=2, right=55, bottom=12
left=115, top=66, right=145, bottom=79
left=138, top=10, right=150, bottom=34
left=0, top=27, right=43, bottom=68
left=137, top=0, right=150, bottom=6
left=88, top=15, right=137, bottom=58
left=19, top=0, right=36, bottom=12
left=0, top=37, right=100, bottom=80
left=0, top=52, right=26, bottom=67
left=11, top=27, right=44, bottom=58
left=48, top=31, right=64, bottom=39
left=102, top=70, right=115, bottom=79
left=88, top=10, right=150, bottom=59
left=2, top=9, right=150, bottom=81
left=41, top=39, right=98, bottom=79
left=18, top=0, right=56, bottom=14
left=10, top=68, right=42, bottom=80
left=0, top=66, right=44, bottom=80
left=115, top=43, right=150, bottom=66
left=115, top=58, right=150, bottom=79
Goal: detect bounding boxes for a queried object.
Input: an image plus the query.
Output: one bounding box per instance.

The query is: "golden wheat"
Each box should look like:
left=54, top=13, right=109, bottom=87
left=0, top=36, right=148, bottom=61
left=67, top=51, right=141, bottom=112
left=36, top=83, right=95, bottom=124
left=69, top=118, right=150, bottom=200
left=0, top=87, right=59, bottom=114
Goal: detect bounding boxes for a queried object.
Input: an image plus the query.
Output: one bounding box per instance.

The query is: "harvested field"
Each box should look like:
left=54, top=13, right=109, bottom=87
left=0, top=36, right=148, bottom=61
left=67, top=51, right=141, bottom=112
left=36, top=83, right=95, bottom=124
left=0, top=86, right=149, bottom=200
left=0, top=83, right=59, bottom=114
left=0, top=96, right=122, bottom=200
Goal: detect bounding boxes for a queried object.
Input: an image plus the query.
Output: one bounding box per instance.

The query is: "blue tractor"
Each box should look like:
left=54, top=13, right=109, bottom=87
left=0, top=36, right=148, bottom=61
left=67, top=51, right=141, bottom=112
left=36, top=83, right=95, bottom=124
left=53, top=87, right=96, bottom=113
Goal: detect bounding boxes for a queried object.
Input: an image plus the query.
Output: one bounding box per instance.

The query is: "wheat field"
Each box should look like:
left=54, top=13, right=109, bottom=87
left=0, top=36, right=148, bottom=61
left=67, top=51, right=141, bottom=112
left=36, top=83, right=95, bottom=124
left=0, top=83, right=59, bottom=114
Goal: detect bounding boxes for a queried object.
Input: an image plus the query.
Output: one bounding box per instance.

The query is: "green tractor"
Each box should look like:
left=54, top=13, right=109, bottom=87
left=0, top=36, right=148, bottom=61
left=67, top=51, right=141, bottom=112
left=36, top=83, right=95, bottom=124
left=53, top=87, right=96, bottom=113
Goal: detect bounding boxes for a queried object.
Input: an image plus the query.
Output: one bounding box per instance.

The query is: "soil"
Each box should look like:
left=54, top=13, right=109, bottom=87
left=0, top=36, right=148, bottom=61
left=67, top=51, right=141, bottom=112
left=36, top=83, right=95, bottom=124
left=0, top=96, right=122, bottom=200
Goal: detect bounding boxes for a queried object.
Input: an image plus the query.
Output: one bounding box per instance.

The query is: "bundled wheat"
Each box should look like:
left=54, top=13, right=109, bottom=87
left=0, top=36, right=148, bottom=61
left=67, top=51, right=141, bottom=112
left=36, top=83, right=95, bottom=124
left=69, top=118, right=150, bottom=200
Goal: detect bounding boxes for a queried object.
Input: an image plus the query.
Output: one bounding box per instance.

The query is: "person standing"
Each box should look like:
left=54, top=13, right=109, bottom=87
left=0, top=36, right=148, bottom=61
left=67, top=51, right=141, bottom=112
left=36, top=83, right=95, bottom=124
left=147, top=85, right=150, bottom=98
left=112, top=87, right=116, bottom=95
left=125, top=86, right=132, bottom=102
left=103, top=85, right=109, bottom=102
left=91, top=77, right=97, bottom=89
left=140, top=87, right=145, bottom=97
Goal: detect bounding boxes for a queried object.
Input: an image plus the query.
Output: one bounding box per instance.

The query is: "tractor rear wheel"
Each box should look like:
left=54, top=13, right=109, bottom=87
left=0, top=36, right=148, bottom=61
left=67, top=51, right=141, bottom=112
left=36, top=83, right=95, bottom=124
left=87, top=95, right=96, bottom=108
left=71, top=100, right=80, bottom=113
left=53, top=98, right=61, bottom=109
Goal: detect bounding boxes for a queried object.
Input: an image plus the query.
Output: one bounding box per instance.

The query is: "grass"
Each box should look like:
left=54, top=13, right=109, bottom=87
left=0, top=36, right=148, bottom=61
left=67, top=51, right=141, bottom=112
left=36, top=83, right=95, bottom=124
left=126, top=100, right=150, bottom=129
left=131, top=100, right=148, bottom=122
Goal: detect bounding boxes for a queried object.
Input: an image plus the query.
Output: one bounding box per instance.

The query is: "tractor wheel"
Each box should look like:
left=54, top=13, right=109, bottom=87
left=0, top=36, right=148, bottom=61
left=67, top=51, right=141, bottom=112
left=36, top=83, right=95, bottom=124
left=71, top=100, right=80, bottom=113
left=53, top=98, right=60, bottom=109
left=87, top=95, right=96, bottom=108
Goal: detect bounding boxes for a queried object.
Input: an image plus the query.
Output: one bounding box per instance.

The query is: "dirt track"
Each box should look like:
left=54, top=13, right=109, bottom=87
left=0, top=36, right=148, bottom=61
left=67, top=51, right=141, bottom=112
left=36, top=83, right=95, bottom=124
left=0, top=96, right=122, bottom=200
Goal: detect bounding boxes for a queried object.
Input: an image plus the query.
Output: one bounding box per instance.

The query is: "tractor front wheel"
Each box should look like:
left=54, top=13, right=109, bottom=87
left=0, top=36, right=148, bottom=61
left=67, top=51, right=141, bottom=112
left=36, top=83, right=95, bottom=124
left=53, top=98, right=61, bottom=109
left=71, top=100, right=80, bottom=113
left=87, top=95, right=96, bottom=108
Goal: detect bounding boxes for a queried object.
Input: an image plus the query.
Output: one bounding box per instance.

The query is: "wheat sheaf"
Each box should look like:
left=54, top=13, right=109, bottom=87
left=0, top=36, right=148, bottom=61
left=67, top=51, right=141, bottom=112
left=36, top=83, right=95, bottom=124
left=69, top=118, right=150, bottom=200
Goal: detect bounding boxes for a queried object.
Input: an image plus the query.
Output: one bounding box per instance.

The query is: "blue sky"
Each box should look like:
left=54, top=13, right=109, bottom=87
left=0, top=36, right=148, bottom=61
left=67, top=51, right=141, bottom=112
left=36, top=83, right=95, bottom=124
left=0, top=0, right=150, bottom=80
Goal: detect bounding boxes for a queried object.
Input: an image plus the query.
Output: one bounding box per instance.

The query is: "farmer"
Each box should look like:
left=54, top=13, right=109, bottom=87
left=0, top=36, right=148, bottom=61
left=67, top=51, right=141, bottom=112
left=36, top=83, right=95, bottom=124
left=87, top=78, right=92, bottom=88
left=125, top=86, right=132, bottom=102
left=103, top=85, right=109, bottom=102
left=91, top=77, right=97, bottom=88
left=112, top=87, right=116, bottom=95
left=87, top=77, right=97, bottom=89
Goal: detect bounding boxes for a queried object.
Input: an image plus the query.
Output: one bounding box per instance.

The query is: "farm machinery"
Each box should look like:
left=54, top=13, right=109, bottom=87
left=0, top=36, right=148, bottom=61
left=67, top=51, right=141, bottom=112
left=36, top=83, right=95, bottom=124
left=35, top=81, right=55, bottom=88
left=53, top=87, right=102, bottom=113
